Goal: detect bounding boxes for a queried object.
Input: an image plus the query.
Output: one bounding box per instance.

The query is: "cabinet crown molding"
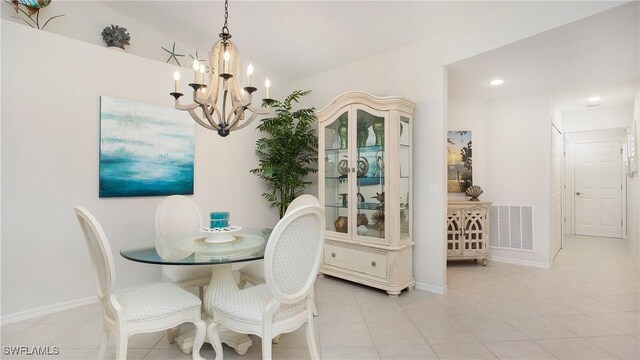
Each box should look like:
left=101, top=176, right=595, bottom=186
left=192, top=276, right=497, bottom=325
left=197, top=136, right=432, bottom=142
left=316, top=91, right=416, bottom=120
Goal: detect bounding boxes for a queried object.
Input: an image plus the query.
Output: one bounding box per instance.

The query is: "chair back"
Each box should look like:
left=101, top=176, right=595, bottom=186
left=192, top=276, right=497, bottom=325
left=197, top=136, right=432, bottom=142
left=285, top=194, right=320, bottom=215
left=155, top=195, right=202, bottom=235
left=74, top=206, right=115, bottom=301
left=264, top=205, right=324, bottom=305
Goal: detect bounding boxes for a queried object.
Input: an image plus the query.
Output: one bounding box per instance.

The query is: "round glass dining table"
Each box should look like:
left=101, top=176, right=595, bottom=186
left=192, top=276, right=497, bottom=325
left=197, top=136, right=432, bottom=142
left=120, top=227, right=271, bottom=355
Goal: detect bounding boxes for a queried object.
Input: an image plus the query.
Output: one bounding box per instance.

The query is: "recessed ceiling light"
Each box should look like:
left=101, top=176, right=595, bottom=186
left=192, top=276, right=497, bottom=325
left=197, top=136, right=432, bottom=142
left=488, top=79, right=504, bottom=86
left=587, top=96, right=601, bottom=102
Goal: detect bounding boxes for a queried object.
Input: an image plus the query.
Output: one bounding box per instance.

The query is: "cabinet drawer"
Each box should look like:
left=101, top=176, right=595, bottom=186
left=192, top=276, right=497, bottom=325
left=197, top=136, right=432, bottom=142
left=324, top=244, right=387, bottom=278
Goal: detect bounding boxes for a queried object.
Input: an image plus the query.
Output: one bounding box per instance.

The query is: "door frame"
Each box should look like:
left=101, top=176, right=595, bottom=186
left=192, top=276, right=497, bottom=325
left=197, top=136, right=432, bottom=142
left=551, top=124, right=564, bottom=261
left=565, top=133, right=626, bottom=238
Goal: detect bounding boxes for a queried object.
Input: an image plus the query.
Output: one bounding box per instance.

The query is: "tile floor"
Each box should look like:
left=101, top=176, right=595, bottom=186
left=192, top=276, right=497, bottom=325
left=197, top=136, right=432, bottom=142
left=1, top=235, right=638, bottom=359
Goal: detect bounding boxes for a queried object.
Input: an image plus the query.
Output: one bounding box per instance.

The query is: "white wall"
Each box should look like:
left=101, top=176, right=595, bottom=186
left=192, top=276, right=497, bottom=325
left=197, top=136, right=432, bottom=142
left=447, top=100, right=486, bottom=201
left=562, top=105, right=634, bottom=133
left=484, top=94, right=552, bottom=268
left=1, top=21, right=282, bottom=320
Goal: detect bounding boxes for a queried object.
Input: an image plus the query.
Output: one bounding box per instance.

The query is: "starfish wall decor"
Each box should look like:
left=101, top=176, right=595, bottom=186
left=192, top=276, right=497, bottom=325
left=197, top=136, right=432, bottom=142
left=162, top=42, right=185, bottom=66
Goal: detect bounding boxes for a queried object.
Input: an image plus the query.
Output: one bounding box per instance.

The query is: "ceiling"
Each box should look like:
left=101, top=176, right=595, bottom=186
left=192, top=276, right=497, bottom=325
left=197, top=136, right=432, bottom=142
left=447, top=2, right=639, bottom=112
left=100, top=1, right=626, bottom=82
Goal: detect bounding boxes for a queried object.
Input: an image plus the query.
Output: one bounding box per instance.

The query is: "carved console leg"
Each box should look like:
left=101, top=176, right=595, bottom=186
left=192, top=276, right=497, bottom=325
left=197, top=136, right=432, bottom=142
left=386, top=290, right=401, bottom=298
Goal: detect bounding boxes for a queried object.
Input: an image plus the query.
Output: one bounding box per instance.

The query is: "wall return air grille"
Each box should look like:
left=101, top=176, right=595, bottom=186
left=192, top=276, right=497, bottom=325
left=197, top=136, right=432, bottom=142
left=489, top=205, right=534, bottom=251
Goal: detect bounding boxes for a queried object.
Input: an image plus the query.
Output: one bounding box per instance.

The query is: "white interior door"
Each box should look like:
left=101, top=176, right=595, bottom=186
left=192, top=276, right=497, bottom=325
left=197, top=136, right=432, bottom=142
left=551, top=126, right=563, bottom=260
left=574, top=141, right=622, bottom=238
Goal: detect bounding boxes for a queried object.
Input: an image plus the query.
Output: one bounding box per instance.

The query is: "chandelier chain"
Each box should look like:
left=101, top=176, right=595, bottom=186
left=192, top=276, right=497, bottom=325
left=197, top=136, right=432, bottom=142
left=221, top=0, right=230, bottom=37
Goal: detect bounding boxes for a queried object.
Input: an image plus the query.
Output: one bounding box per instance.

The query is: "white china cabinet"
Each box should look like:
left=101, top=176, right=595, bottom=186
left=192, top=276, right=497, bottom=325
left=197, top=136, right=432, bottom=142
left=317, top=92, right=415, bottom=297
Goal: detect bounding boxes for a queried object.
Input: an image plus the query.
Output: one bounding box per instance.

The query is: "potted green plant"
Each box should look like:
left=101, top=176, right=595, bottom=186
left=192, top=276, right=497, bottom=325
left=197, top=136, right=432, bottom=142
left=251, top=90, right=318, bottom=218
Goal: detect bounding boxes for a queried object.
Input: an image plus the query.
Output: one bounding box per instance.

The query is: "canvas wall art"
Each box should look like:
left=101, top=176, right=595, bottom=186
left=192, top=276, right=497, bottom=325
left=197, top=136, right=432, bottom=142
left=447, top=130, right=472, bottom=193
left=99, top=96, right=195, bottom=197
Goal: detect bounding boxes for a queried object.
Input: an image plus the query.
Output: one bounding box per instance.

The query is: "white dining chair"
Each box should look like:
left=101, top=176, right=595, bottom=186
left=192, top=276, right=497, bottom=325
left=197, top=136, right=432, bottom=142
left=208, top=204, right=324, bottom=360
left=156, top=195, right=212, bottom=298
left=238, top=194, right=320, bottom=319
left=238, top=194, right=320, bottom=288
left=74, top=206, right=206, bottom=360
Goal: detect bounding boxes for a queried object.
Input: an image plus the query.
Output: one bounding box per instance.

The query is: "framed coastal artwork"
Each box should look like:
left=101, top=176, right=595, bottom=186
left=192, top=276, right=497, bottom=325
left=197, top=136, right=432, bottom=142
left=99, top=96, right=195, bottom=197
left=447, top=130, right=472, bottom=193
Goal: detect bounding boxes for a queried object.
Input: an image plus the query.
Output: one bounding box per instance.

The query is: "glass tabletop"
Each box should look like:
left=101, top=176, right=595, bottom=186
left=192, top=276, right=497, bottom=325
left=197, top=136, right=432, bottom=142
left=120, top=227, right=271, bottom=265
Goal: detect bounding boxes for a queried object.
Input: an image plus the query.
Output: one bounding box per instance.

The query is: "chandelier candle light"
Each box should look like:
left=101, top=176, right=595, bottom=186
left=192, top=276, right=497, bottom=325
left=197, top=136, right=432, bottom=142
left=170, top=0, right=273, bottom=137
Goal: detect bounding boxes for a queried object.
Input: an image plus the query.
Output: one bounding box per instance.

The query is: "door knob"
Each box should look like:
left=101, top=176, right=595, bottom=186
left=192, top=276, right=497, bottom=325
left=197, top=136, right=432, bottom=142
left=576, top=192, right=581, bottom=195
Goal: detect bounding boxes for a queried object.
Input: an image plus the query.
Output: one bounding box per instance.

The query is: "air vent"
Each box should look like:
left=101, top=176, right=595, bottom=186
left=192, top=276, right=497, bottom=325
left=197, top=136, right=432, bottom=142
left=489, top=205, right=534, bottom=251
left=585, top=103, right=601, bottom=108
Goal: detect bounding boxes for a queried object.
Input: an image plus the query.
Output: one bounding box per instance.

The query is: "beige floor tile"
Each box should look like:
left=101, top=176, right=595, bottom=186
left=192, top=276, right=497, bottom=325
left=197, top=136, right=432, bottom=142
left=321, top=346, right=380, bottom=359
left=360, top=302, right=410, bottom=323
left=505, top=316, right=577, bottom=339
left=477, top=300, right=540, bottom=318
left=431, top=342, right=497, bottom=359
left=0, top=323, right=33, bottom=343
left=459, top=317, right=527, bottom=342
left=318, top=303, right=365, bottom=323
left=414, top=314, right=478, bottom=344
left=522, top=298, right=582, bottom=316
left=270, top=347, right=313, bottom=359
left=439, top=300, right=491, bottom=319
left=535, top=338, right=617, bottom=359
left=584, top=335, right=640, bottom=360
left=143, top=346, right=193, bottom=359
left=38, top=303, right=100, bottom=325
left=317, top=290, right=358, bottom=306
left=376, top=344, right=438, bottom=359
left=318, top=321, right=374, bottom=348
left=6, top=323, right=77, bottom=346
left=54, top=322, right=105, bottom=349
left=557, top=296, right=623, bottom=314
left=592, top=294, right=640, bottom=312
left=587, top=312, right=640, bottom=334
left=483, top=339, right=556, bottom=359
left=547, top=314, right=623, bottom=337
left=367, top=321, right=426, bottom=347
left=401, top=299, right=448, bottom=321
left=91, top=347, right=151, bottom=360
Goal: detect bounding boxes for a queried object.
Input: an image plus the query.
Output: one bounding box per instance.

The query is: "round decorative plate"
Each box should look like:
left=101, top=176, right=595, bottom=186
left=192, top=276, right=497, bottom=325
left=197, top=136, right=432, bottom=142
left=199, top=226, right=242, bottom=243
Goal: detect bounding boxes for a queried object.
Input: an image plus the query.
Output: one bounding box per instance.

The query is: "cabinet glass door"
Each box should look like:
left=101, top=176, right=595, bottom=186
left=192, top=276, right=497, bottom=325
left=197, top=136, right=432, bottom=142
left=355, top=109, right=386, bottom=240
left=324, top=110, right=350, bottom=235
left=400, top=116, right=411, bottom=240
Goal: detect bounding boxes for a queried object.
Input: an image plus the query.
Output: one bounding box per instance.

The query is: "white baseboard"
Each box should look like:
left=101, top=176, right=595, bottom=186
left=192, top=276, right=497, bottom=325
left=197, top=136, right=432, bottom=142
left=489, top=256, right=551, bottom=269
left=415, top=282, right=447, bottom=295
left=1, top=296, right=98, bottom=325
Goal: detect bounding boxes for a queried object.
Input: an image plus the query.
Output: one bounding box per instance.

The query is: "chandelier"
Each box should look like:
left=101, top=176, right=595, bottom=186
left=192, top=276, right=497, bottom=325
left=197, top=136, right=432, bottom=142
left=170, top=0, right=272, bottom=137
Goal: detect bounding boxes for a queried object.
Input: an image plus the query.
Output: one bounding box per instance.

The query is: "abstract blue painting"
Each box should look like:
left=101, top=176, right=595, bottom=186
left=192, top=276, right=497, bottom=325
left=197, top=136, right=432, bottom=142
left=99, top=96, right=195, bottom=197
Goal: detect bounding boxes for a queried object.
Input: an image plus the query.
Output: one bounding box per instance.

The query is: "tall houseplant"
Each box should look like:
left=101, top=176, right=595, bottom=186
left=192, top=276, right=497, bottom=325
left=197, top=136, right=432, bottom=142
left=251, top=90, right=318, bottom=218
